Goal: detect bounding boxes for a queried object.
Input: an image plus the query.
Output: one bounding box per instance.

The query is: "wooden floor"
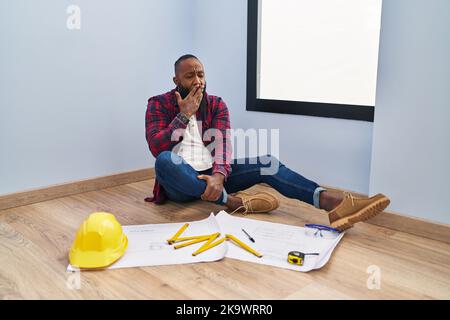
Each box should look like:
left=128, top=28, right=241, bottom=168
left=1, top=179, right=449, bottom=300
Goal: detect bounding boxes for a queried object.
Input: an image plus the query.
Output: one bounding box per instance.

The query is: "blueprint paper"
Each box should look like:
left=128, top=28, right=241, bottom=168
left=215, top=211, right=344, bottom=272
left=68, top=211, right=344, bottom=272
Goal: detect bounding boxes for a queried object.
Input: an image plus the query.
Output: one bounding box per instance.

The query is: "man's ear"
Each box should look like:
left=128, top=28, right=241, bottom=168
left=173, top=76, right=179, bottom=86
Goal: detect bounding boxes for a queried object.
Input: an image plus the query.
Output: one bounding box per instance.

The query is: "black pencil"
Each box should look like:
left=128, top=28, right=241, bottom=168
left=241, top=228, right=255, bottom=243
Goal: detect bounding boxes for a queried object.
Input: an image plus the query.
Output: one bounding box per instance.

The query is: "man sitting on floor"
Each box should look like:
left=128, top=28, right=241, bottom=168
left=145, top=54, right=390, bottom=231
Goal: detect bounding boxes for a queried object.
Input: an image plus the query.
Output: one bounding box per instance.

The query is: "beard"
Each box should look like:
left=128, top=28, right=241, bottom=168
left=176, top=83, right=207, bottom=119
left=176, top=82, right=207, bottom=99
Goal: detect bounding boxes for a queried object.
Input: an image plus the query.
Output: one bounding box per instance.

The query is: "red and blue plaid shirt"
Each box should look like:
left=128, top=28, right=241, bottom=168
left=145, top=88, right=232, bottom=204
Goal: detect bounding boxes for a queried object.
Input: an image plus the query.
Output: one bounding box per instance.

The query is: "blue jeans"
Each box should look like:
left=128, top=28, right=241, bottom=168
left=155, top=151, right=326, bottom=209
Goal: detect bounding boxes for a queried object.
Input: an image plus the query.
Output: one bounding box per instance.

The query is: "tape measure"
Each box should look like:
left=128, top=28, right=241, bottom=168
left=287, top=251, right=319, bottom=266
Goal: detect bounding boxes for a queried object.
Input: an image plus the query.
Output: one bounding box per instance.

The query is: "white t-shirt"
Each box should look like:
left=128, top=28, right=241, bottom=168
left=175, top=114, right=213, bottom=171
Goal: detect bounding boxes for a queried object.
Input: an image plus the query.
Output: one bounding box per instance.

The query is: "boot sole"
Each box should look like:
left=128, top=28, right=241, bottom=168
left=330, top=197, right=390, bottom=232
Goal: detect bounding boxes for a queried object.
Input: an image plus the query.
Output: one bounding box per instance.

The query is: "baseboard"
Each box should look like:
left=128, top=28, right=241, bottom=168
left=0, top=168, right=155, bottom=211
left=322, top=185, right=450, bottom=244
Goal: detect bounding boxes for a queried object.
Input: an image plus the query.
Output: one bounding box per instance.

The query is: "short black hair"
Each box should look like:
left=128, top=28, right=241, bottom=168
left=174, top=54, right=199, bottom=74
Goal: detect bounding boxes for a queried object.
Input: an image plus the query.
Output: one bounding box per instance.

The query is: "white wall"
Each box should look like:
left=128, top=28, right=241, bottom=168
left=370, top=0, right=450, bottom=224
left=0, top=0, right=193, bottom=194
left=191, top=0, right=374, bottom=194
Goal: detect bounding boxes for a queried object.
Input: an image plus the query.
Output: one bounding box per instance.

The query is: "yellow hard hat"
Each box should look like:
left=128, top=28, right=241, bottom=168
left=69, top=212, right=128, bottom=269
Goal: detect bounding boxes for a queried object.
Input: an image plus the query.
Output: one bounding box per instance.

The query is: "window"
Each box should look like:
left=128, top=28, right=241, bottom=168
left=247, top=0, right=383, bottom=121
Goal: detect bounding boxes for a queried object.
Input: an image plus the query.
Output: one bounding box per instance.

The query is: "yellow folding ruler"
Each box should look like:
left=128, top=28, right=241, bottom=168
left=167, top=223, right=262, bottom=258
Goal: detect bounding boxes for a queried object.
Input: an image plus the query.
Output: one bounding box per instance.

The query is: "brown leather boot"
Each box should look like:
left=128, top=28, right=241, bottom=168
left=328, top=192, right=390, bottom=231
left=230, top=191, right=280, bottom=215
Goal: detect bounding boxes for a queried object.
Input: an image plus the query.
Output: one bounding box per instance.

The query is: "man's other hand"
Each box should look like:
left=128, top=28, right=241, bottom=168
left=198, top=173, right=225, bottom=202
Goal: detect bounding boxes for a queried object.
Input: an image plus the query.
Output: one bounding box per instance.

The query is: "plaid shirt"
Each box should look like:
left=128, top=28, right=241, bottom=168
left=145, top=88, right=232, bottom=204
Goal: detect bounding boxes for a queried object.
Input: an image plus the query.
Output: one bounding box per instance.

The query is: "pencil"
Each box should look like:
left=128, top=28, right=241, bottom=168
left=241, top=228, right=255, bottom=243
left=173, top=235, right=211, bottom=249
left=192, top=237, right=226, bottom=256
left=226, top=234, right=263, bottom=258
left=167, top=223, right=189, bottom=244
